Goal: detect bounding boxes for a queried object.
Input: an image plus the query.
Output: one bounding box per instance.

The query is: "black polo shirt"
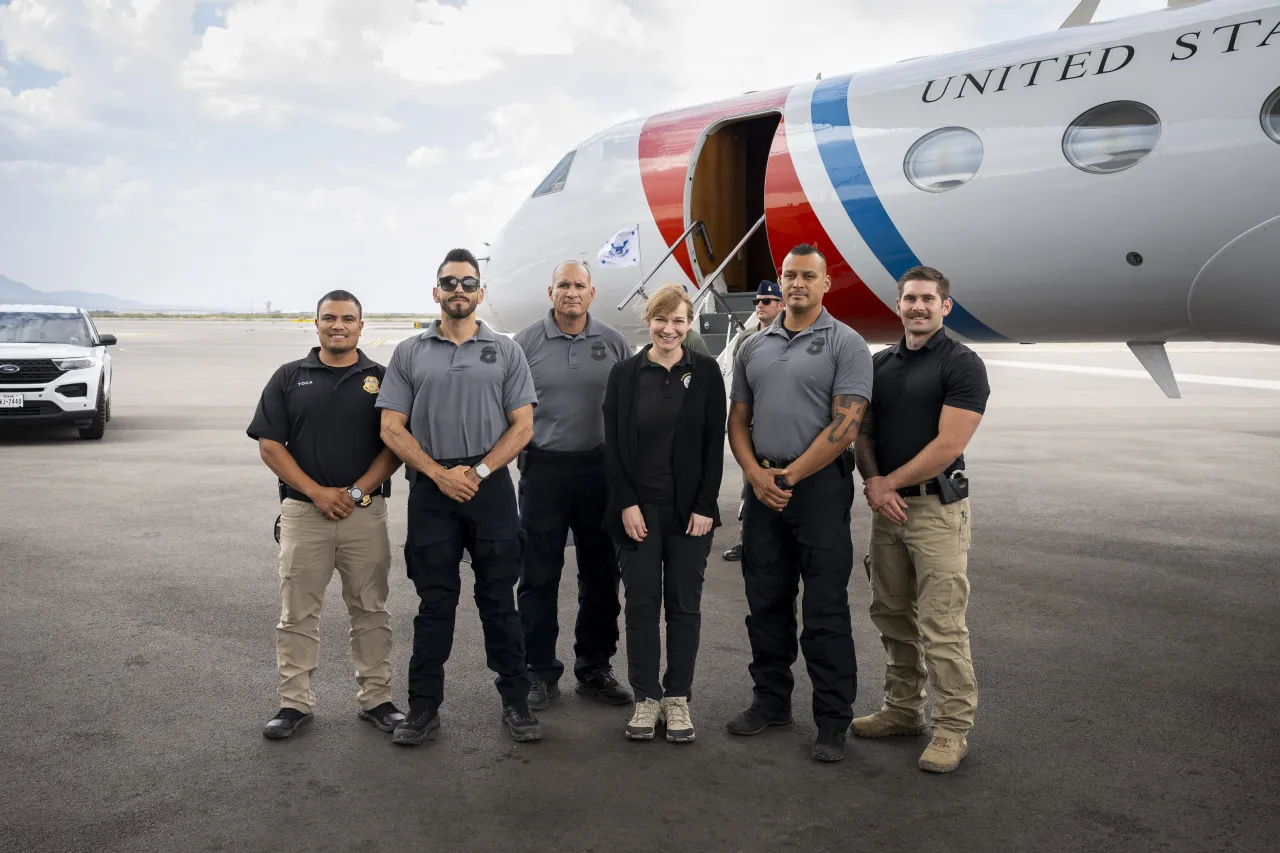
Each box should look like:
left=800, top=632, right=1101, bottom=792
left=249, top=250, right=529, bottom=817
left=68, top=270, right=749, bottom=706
left=870, top=328, right=990, bottom=477
left=247, top=347, right=386, bottom=489
left=635, top=346, right=694, bottom=504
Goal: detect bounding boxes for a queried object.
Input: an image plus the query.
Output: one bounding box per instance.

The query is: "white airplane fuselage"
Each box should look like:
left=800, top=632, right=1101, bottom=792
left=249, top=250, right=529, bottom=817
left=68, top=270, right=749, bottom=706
left=481, top=0, right=1280, bottom=349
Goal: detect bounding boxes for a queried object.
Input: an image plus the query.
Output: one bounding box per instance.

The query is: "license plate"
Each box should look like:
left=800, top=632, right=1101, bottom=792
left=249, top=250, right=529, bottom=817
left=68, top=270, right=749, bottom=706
left=0, top=393, right=23, bottom=408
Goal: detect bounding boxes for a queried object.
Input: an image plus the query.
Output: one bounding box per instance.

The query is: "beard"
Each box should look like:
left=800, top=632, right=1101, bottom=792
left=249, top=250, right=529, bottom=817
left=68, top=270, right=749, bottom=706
left=443, top=298, right=477, bottom=320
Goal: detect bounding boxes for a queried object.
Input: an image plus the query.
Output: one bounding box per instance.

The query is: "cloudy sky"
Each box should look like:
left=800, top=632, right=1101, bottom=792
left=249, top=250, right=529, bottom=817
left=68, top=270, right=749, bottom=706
left=0, top=0, right=1164, bottom=311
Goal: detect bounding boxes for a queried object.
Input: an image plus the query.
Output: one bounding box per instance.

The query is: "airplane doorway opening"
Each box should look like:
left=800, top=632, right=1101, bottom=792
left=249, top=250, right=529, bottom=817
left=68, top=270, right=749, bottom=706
left=687, top=112, right=781, bottom=293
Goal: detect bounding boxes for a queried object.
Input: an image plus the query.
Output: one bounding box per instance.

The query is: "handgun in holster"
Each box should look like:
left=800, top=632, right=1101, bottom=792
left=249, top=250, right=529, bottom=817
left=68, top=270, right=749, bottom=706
left=936, top=470, right=969, bottom=505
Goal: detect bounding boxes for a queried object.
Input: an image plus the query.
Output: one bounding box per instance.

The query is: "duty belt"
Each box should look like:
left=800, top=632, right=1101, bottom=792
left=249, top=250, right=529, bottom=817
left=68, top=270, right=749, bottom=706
left=757, top=457, right=797, bottom=470
left=896, top=481, right=942, bottom=499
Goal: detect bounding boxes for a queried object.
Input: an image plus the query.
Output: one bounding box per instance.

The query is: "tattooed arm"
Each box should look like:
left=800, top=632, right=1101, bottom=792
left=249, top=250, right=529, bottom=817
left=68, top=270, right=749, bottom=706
left=853, top=406, right=879, bottom=479
left=777, top=393, right=869, bottom=485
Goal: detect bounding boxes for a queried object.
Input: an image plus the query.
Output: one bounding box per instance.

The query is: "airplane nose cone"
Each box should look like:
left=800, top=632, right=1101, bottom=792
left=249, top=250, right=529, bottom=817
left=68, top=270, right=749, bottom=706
left=1188, top=215, right=1280, bottom=344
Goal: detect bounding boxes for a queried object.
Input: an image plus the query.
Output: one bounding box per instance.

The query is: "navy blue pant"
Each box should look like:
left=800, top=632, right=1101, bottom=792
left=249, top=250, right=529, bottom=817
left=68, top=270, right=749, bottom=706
left=517, top=451, right=621, bottom=683
left=404, top=466, right=529, bottom=712
left=741, top=462, right=857, bottom=728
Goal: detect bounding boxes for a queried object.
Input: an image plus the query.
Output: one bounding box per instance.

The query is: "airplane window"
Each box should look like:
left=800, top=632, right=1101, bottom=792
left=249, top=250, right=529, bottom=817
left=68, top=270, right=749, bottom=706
left=903, top=127, right=983, bottom=192
left=532, top=150, right=576, bottom=198
left=1063, top=101, right=1161, bottom=174
left=1263, top=86, right=1280, bottom=144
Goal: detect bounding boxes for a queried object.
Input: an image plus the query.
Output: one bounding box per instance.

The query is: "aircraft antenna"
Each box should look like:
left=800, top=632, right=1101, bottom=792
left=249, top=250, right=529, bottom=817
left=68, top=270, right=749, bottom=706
left=1059, top=0, right=1101, bottom=28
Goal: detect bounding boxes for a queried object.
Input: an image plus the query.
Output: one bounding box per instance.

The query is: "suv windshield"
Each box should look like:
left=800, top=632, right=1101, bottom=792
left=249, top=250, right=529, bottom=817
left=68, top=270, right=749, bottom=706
left=0, top=312, right=93, bottom=345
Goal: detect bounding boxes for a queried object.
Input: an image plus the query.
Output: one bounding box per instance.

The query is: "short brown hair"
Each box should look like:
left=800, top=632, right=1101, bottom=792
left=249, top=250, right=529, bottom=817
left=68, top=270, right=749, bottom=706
left=897, top=265, right=950, bottom=301
left=642, top=283, right=694, bottom=324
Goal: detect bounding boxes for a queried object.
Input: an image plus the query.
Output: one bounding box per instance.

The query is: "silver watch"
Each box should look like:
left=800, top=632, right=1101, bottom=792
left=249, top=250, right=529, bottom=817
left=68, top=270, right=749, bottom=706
left=474, top=463, right=491, bottom=480
left=347, top=486, right=364, bottom=502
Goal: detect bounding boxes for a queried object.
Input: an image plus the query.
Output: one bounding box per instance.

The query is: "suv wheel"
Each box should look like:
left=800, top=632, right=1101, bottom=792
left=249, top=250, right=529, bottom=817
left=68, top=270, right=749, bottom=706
left=79, top=385, right=107, bottom=440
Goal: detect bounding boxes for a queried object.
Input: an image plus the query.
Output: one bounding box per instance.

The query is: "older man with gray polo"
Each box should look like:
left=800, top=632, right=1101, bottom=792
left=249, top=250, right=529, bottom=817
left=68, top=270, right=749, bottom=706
left=513, top=260, right=633, bottom=711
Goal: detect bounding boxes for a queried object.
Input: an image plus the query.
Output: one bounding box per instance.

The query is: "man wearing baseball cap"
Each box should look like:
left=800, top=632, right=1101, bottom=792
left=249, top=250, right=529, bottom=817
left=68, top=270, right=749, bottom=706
left=722, top=280, right=785, bottom=561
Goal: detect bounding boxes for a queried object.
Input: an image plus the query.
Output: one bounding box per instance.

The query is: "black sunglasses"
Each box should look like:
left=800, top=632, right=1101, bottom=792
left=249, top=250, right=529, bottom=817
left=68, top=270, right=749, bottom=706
left=438, top=275, right=481, bottom=293
left=753, top=297, right=781, bottom=306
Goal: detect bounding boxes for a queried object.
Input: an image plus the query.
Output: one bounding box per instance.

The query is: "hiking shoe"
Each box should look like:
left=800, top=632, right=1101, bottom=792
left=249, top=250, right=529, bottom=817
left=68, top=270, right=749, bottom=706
left=851, top=708, right=929, bottom=739
left=812, top=726, right=848, bottom=762
left=358, top=701, right=407, bottom=733
left=501, top=700, right=543, bottom=743
left=722, top=543, right=742, bottom=561
left=725, top=703, right=793, bottom=736
left=576, top=667, right=631, bottom=705
left=528, top=679, right=561, bottom=711
left=392, top=707, right=440, bottom=746
left=262, top=708, right=312, bottom=739
left=661, top=697, right=695, bottom=743
left=918, top=734, right=968, bottom=773
left=626, top=698, right=663, bottom=740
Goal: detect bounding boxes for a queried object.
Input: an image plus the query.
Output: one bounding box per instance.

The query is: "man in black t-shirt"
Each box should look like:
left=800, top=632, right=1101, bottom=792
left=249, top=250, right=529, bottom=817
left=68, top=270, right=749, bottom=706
left=247, top=290, right=404, bottom=740
left=851, top=266, right=990, bottom=774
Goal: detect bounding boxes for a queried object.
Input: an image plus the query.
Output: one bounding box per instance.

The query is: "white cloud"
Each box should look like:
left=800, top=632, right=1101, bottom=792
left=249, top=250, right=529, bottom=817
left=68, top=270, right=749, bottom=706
left=406, top=144, right=447, bottom=170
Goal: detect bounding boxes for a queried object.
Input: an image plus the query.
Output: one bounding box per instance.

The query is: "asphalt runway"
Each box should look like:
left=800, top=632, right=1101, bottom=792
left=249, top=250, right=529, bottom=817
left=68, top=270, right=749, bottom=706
left=3, top=319, right=1279, bottom=853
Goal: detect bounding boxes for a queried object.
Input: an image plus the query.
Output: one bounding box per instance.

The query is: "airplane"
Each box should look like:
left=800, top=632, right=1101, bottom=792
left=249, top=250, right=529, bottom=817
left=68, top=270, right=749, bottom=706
left=478, top=0, right=1280, bottom=398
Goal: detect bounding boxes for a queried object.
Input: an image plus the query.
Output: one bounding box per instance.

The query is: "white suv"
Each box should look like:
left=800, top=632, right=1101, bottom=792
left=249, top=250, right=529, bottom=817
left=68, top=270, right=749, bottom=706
left=0, top=304, right=116, bottom=439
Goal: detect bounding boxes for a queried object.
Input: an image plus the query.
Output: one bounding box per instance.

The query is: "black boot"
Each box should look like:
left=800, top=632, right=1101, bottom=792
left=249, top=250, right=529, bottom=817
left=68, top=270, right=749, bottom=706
left=392, top=706, right=440, bottom=746
left=725, top=702, right=793, bottom=736
left=262, top=708, right=312, bottom=739
left=575, top=667, right=631, bottom=705
left=358, top=701, right=407, bottom=733
left=528, top=679, right=561, bottom=711
left=812, top=727, right=848, bottom=762
left=501, top=700, right=544, bottom=742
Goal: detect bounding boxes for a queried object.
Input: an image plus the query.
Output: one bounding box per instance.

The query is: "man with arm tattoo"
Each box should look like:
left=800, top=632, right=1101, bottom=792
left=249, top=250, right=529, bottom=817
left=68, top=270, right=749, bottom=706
left=852, top=266, right=990, bottom=774
left=724, top=244, right=874, bottom=762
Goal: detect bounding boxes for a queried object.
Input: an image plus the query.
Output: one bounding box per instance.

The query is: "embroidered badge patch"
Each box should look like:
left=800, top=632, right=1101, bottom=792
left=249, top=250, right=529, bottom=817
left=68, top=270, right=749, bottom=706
left=591, top=341, right=608, bottom=361
left=480, top=345, right=498, bottom=364
left=806, top=337, right=827, bottom=356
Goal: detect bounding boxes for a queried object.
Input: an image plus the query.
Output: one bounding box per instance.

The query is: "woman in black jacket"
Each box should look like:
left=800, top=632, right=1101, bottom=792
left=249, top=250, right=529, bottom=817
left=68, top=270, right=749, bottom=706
left=602, top=283, right=726, bottom=744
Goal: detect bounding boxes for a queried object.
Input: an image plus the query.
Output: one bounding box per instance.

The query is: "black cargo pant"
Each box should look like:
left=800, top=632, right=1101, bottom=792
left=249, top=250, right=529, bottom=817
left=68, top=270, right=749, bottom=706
left=404, top=463, right=529, bottom=713
left=517, top=447, right=621, bottom=684
left=741, top=461, right=856, bottom=728
left=614, top=504, right=712, bottom=702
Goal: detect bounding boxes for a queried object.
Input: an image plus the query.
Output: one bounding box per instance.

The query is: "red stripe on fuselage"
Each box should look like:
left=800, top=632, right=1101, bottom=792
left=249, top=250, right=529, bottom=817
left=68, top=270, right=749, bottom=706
left=637, top=86, right=901, bottom=340
left=638, top=88, right=791, bottom=283
left=762, top=125, right=903, bottom=342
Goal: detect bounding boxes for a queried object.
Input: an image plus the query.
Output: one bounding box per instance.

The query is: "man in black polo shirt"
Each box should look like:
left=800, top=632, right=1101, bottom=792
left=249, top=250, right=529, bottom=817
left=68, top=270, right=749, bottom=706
left=248, top=290, right=405, bottom=740
left=852, top=265, right=990, bottom=774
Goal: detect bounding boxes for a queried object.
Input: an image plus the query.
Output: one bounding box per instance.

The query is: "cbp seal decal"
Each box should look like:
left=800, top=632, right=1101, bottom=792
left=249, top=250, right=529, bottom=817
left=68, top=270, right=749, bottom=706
left=806, top=337, right=827, bottom=356
left=591, top=341, right=608, bottom=361
left=363, top=375, right=380, bottom=395
left=480, top=345, right=498, bottom=365
left=682, top=373, right=691, bottom=389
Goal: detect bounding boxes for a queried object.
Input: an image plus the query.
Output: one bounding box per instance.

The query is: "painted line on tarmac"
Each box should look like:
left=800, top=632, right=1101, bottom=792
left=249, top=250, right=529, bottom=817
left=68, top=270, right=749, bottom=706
left=985, top=359, right=1280, bottom=391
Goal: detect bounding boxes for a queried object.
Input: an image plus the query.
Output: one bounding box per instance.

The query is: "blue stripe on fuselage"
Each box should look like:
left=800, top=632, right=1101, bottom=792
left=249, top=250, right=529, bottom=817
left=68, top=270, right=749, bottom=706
left=810, top=76, right=1008, bottom=342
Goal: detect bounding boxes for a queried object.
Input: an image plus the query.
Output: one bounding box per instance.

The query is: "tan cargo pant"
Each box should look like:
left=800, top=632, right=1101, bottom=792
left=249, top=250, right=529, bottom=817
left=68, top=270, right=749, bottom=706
left=866, top=494, right=977, bottom=737
left=276, top=496, right=393, bottom=713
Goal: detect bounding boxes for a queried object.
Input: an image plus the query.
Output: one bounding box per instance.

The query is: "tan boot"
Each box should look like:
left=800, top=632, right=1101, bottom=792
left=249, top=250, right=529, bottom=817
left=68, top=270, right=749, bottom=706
left=918, top=734, right=968, bottom=773
left=851, top=708, right=929, bottom=738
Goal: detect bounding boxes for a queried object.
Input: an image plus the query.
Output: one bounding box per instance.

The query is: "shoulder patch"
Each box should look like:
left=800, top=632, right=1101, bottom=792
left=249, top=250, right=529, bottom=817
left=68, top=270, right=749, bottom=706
left=363, top=375, right=380, bottom=395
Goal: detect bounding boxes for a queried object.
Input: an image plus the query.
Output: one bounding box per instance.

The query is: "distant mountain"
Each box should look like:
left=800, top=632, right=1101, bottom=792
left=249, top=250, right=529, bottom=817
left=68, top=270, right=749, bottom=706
left=0, top=275, right=219, bottom=312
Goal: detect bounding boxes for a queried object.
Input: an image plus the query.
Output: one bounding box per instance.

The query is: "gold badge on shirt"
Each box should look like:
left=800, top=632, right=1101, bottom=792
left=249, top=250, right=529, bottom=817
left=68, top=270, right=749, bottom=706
left=363, top=376, right=380, bottom=395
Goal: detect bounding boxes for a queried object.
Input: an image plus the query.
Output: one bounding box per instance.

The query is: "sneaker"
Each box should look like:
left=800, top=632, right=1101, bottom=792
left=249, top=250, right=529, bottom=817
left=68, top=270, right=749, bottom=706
left=358, top=701, right=407, bottom=733
left=392, top=707, right=440, bottom=746
left=722, top=543, right=742, bottom=561
left=528, top=679, right=561, bottom=711
left=851, top=708, right=929, bottom=739
left=725, top=702, right=793, bottom=736
left=576, top=667, right=632, bottom=705
left=661, top=697, right=695, bottom=743
left=262, top=707, right=312, bottom=739
left=501, top=700, right=544, bottom=743
left=812, top=726, right=848, bottom=762
left=625, top=698, right=663, bottom=740
left=918, top=734, right=968, bottom=773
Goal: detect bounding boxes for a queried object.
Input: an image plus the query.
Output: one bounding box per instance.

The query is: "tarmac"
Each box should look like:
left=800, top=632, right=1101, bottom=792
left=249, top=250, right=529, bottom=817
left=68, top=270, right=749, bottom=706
left=2, top=318, right=1279, bottom=853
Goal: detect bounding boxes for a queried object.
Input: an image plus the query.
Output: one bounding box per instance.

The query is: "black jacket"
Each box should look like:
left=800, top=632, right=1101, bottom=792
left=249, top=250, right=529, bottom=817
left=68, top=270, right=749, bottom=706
left=602, top=345, right=726, bottom=542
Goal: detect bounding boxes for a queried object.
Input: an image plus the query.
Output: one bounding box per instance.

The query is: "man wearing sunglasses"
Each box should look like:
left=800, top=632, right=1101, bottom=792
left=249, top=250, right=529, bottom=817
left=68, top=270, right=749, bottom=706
left=722, top=280, right=785, bottom=562
left=376, top=248, right=541, bottom=746
left=512, top=260, right=634, bottom=713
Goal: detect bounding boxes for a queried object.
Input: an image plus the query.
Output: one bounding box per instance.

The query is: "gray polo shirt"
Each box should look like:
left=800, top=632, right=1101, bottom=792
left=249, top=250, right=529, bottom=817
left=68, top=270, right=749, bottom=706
left=730, top=307, right=873, bottom=460
left=376, top=320, right=537, bottom=460
left=512, top=311, right=632, bottom=452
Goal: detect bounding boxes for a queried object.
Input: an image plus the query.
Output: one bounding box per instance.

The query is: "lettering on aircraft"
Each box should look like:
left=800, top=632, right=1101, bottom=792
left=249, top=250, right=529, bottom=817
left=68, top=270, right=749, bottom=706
left=922, top=16, right=1279, bottom=103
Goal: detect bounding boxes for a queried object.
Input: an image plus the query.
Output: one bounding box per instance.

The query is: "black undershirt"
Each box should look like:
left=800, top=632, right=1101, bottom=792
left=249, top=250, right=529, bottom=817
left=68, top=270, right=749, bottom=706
left=635, top=353, right=691, bottom=504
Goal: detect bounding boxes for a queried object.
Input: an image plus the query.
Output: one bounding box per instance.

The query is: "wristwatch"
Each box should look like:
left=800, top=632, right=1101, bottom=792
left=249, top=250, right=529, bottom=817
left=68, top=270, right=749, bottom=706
left=347, top=486, right=364, bottom=502
left=474, top=463, right=491, bottom=480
